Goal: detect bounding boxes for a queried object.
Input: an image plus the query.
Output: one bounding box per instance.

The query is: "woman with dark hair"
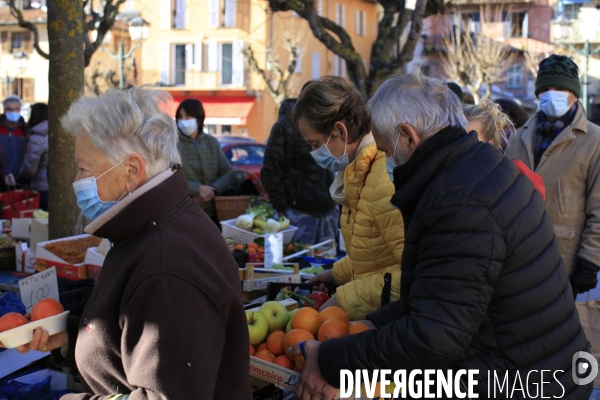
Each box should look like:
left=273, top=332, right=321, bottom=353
left=20, top=103, right=49, bottom=210
left=296, top=77, right=405, bottom=321
left=176, top=98, right=234, bottom=224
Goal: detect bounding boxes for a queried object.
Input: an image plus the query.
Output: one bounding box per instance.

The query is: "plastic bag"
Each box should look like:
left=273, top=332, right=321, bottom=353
left=0, top=375, right=53, bottom=400
left=0, top=292, right=26, bottom=317
left=0, top=292, right=26, bottom=353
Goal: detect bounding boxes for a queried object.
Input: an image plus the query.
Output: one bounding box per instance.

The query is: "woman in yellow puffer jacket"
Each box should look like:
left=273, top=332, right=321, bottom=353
left=293, top=77, right=404, bottom=321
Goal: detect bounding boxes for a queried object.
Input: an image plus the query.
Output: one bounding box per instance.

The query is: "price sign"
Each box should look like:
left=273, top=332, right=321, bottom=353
left=19, top=267, right=60, bottom=313
left=264, top=232, right=283, bottom=269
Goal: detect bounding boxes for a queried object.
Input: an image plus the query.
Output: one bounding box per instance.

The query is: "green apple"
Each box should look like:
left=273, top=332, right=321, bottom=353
left=246, top=310, right=268, bottom=345
left=258, top=301, right=288, bottom=332
left=286, top=319, right=292, bottom=333
left=287, top=308, right=300, bottom=323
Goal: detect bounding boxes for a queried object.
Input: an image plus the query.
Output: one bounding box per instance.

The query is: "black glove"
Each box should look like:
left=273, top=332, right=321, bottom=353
left=570, top=258, right=600, bottom=296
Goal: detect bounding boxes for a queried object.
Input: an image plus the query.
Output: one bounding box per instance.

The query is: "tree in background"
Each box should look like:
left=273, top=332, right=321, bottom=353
left=442, top=8, right=516, bottom=104
left=9, top=0, right=126, bottom=238
left=268, top=0, right=445, bottom=97
left=243, top=34, right=300, bottom=107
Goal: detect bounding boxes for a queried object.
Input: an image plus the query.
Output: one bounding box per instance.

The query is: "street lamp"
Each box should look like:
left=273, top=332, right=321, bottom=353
left=4, top=52, right=29, bottom=98
left=101, top=17, right=149, bottom=89
left=552, top=13, right=600, bottom=119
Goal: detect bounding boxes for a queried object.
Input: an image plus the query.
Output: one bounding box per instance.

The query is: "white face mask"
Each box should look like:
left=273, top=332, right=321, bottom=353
left=178, top=119, right=198, bottom=136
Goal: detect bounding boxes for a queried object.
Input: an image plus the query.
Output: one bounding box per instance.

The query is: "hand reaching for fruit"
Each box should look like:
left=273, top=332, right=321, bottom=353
left=307, top=270, right=335, bottom=293
left=288, top=340, right=338, bottom=400
left=15, top=328, right=68, bottom=354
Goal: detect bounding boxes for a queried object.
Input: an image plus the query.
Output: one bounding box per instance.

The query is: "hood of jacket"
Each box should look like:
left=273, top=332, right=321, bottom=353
left=278, top=99, right=297, bottom=119
left=29, top=120, right=48, bottom=136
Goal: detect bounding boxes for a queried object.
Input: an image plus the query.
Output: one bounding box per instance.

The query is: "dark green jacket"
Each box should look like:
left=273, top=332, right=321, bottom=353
left=178, top=132, right=234, bottom=219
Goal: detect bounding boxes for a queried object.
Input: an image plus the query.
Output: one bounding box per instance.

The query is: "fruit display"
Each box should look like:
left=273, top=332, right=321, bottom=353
left=249, top=302, right=373, bottom=373
left=0, top=235, right=13, bottom=249
left=43, top=236, right=102, bottom=264
left=283, top=242, right=311, bottom=256
left=234, top=198, right=291, bottom=235
left=235, top=242, right=265, bottom=263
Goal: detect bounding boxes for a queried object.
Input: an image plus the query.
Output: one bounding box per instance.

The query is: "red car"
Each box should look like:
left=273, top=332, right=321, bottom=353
left=218, top=139, right=265, bottom=182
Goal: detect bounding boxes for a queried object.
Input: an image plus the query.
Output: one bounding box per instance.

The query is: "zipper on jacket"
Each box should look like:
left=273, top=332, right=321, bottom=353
left=346, top=209, right=351, bottom=224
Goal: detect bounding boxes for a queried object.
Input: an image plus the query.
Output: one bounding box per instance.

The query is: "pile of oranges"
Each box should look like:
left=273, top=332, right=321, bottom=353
left=251, top=306, right=371, bottom=372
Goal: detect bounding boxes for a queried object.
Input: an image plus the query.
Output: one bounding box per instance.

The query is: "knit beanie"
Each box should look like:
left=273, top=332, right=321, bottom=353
left=535, top=55, right=581, bottom=98
left=445, top=82, right=464, bottom=102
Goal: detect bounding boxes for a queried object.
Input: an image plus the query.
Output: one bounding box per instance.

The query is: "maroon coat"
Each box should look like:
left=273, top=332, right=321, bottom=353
left=53, top=170, right=251, bottom=400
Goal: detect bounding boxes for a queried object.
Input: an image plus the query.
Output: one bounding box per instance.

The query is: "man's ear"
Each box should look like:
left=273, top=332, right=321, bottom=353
left=399, top=123, right=420, bottom=149
left=126, top=154, right=146, bottom=192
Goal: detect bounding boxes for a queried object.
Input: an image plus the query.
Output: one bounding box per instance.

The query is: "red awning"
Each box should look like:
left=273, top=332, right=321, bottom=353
left=165, top=96, right=255, bottom=125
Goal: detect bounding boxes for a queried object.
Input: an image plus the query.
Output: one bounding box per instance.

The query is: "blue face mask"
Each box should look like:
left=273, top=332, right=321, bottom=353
left=310, top=134, right=349, bottom=172
left=73, top=159, right=127, bottom=221
left=539, top=90, right=571, bottom=118
left=177, top=119, right=198, bottom=136
left=5, top=111, right=20, bottom=123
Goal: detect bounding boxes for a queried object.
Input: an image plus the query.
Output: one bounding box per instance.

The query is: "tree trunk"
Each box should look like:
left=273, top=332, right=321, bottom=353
left=47, top=0, right=85, bottom=239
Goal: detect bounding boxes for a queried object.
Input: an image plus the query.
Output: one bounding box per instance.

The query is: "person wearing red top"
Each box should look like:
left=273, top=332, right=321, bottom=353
left=0, top=95, right=26, bottom=189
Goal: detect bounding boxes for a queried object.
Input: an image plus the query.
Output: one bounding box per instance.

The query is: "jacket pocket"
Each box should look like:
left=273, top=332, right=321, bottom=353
left=554, top=225, right=576, bottom=240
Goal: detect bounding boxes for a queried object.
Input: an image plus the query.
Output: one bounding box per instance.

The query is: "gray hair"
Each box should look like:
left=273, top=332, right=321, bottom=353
left=62, top=86, right=181, bottom=179
left=367, top=68, right=467, bottom=143
left=3, top=95, right=22, bottom=109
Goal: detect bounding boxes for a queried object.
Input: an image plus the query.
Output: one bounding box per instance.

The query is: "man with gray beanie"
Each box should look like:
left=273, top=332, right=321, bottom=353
left=506, top=54, right=600, bottom=297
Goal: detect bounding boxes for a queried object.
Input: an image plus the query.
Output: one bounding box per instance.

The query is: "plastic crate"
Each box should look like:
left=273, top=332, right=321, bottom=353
left=220, top=219, right=298, bottom=245
left=59, top=287, right=93, bottom=317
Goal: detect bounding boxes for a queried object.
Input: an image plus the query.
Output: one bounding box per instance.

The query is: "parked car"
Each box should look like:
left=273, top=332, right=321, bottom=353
left=218, top=139, right=265, bottom=182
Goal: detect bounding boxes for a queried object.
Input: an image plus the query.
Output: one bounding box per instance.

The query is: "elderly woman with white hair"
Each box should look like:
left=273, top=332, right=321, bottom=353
left=14, top=87, right=252, bottom=400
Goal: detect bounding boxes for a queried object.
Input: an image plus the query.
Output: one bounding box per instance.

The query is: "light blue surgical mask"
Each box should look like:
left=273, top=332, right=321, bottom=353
left=5, top=111, right=20, bottom=123
left=539, top=90, right=571, bottom=118
left=386, top=157, right=396, bottom=183
left=310, top=134, right=349, bottom=172
left=177, top=118, right=198, bottom=136
left=73, top=159, right=128, bottom=221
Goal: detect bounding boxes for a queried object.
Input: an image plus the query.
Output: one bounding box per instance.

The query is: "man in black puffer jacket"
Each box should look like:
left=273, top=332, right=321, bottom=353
left=291, top=71, right=592, bottom=400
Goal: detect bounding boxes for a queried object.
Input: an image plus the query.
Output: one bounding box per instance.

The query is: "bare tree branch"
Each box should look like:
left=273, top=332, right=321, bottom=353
left=441, top=10, right=516, bottom=104
left=242, top=34, right=299, bottom=106
left=8, top=0, right=49, bottom=59
left=84, top=0, right=128, bottom=66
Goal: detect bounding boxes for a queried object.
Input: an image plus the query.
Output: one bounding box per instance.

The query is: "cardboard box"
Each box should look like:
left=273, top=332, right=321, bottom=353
left=10, top=218, right=48, bottom=241
left=249, top=356, right=301, bottom=391
left=30, top=219, right=48, bottom=254
left=11, top=218, right=31, bottom=239
left=84, top=239, right=109, bottom=281
left=0, top=348, right=47, bottom=379
left=35, top=234, right=93, bottom=281
left=239, top=264, right=301, bottom=293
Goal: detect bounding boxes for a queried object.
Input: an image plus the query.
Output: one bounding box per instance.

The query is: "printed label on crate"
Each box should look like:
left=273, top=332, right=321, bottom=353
left=264, top=233, right=283, bottom=268
left=249, top=356, right=300, bottom=391
left=19, top=267, right=60, bottom=312
left=36, top=258, right=88, bottom=281
left=242, top=275, right=301, bottom=292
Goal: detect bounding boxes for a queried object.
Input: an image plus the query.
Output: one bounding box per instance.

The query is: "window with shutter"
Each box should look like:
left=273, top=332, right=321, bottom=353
left=312, top=52, right=320, bottom=79
left=209, top=0, right=219, bottom=27
left=207, top=40, right=218, bottom=72
left=340, top=5, right=346, bottom=28
left=355, top=10, right=360, bottom=35
left=175, top=0, right=185, bottom=29
left=341, top=59, right=346, bottom=79
left=317, top=0, right=323, bottom=16
left=194, top=41, right=203, bottom=71
left=236, top=0, right=250, bottom=31
left=22, top=32, right=32, bottom=53
left=11, top=32, right=24, bottom=52
left=161, top=0, right=172, bottom=30
left=1, top=32, right=9, bottom=54
left=362, top=12, right=367, bottom=36
left=159, top=41, right=170, bottom=85
left=231, top=40, right=244, bottom=87
left=224, top=0, right=236, bottom=27
left=335, top=4, right=340, bottom=25
left=21, top=79, right=33, bottom=103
